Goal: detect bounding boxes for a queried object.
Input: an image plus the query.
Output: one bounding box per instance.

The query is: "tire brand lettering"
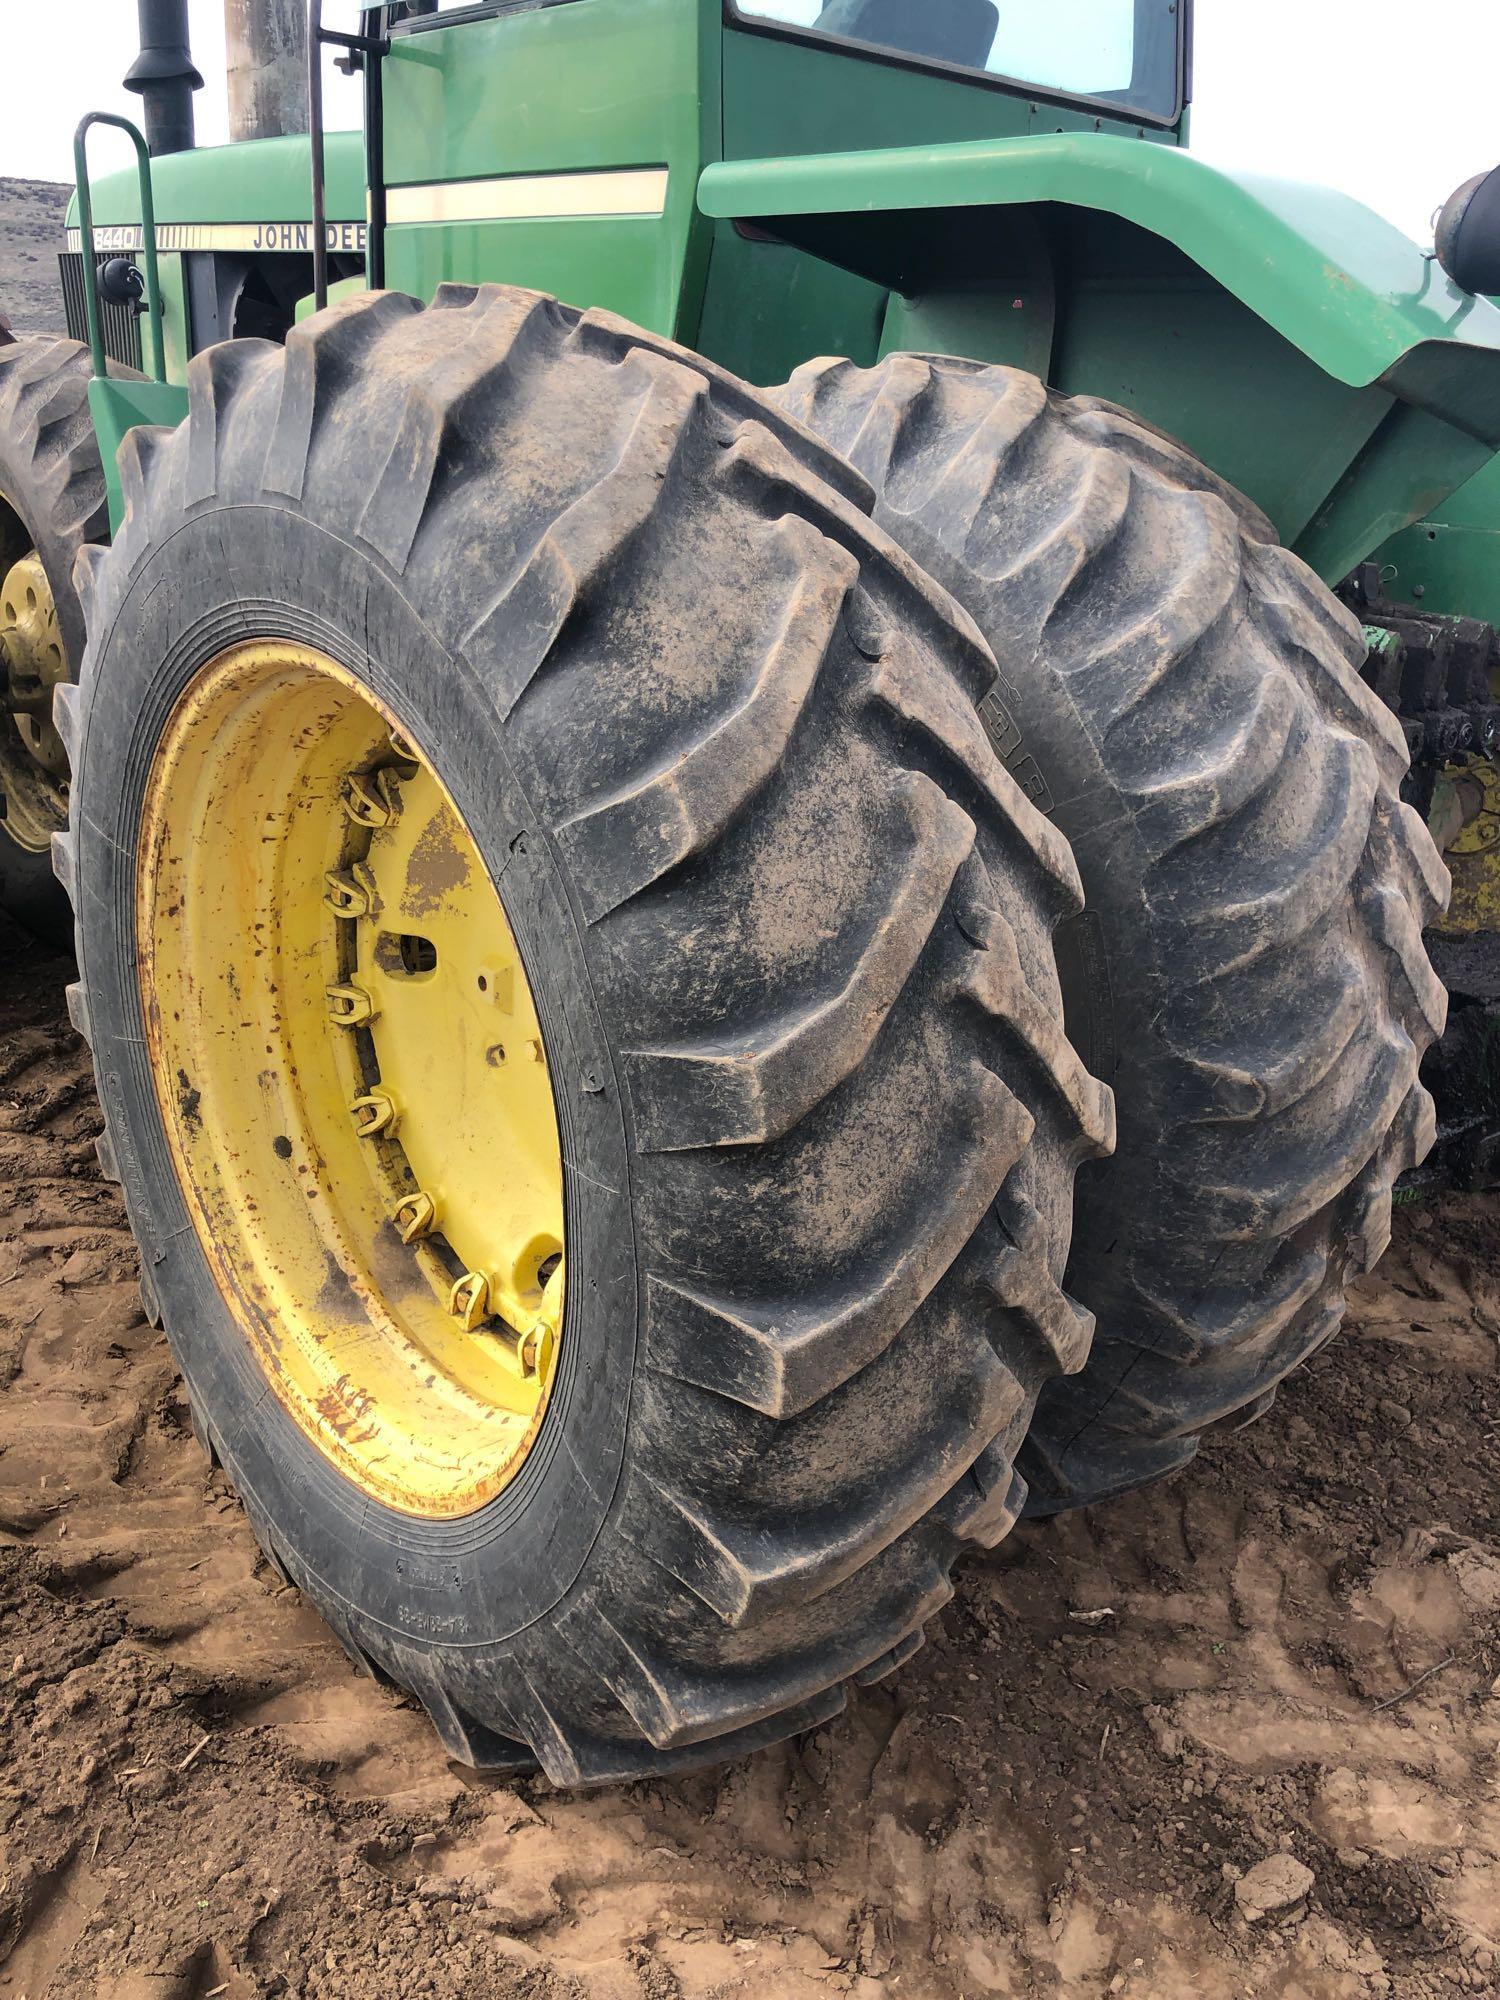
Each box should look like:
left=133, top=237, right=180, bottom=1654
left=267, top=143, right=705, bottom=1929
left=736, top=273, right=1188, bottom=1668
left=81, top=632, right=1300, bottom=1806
left=979, top=688, right=1020, bottom=761
left=394, top=1556, right=465, bottom=1592
left=979, top=689, right=1056, bottom=813
left=1007, top=753, right=1055, bottom=814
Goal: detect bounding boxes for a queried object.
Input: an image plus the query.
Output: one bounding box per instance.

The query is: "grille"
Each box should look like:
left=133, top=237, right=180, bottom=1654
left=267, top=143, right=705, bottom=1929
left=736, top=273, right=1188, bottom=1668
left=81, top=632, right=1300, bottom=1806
left=58, top=253, right=144, bottom=371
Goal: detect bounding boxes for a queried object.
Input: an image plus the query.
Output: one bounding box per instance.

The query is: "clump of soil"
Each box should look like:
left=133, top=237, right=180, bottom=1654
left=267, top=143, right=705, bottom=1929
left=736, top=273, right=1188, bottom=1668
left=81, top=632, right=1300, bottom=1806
left=0, top=916, right=1496, bottom=1999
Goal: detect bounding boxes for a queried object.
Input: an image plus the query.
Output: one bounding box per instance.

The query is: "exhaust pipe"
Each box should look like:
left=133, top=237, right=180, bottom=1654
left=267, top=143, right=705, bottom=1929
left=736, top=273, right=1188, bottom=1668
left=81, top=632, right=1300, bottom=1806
left=124, top=0, right=204, bottom=157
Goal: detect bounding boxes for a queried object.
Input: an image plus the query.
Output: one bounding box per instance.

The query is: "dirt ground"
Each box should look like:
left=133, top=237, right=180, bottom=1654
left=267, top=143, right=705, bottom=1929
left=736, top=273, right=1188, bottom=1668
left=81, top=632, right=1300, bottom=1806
left=0, top=918, right=1495, bottom=2000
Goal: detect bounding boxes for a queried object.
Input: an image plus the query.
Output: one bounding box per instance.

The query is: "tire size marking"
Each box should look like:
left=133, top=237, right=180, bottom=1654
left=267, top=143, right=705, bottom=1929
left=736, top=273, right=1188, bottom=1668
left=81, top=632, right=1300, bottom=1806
left=397, top=1606, right=473, bottom=1639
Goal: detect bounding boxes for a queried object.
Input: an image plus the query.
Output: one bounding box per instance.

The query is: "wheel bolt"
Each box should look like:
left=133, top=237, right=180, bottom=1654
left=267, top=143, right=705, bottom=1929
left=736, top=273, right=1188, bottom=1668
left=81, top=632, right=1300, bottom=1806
left=449, top=1271, right=489, bottom=1330
left=392, top=1190, right=437, bottom=1244
left=323, top=863, right=378, bottom=919
left=325, top=983, right=377, bottom=1026
left=342, top=769, right=401, bottom=829
left=350, top=1090, right=399, bottom=1137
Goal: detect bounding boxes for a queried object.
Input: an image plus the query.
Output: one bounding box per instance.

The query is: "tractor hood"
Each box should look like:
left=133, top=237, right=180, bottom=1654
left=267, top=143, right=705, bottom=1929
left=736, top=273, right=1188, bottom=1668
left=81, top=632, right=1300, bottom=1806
left=699, top=133, right=1500, bottom=445
left=65, top=130, right=366, bottom=252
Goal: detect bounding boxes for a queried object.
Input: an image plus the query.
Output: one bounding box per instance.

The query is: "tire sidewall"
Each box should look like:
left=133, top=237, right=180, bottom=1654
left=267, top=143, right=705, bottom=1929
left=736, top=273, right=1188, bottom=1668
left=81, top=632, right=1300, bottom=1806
left=77, top=500, right=639, bottom=1650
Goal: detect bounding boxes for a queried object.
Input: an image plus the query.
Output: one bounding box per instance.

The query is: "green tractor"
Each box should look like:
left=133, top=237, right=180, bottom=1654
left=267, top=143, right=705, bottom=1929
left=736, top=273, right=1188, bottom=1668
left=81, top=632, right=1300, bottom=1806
left=3, top=0, right=1496, bottom=1784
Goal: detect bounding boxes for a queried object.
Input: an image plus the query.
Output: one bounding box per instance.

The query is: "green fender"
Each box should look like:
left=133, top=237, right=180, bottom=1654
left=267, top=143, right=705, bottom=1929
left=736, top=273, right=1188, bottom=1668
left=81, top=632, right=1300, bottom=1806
left=698, top=133, right=1500, bottom=580
left=699, top=131, right=1500, bottom=424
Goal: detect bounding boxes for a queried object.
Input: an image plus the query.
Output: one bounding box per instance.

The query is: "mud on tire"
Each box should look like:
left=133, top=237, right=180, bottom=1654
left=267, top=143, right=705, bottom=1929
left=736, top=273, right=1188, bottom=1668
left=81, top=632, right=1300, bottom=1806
left=56, top=289, right=1113, bottom=1782
left=778, top=354, right=1449, bottom=1511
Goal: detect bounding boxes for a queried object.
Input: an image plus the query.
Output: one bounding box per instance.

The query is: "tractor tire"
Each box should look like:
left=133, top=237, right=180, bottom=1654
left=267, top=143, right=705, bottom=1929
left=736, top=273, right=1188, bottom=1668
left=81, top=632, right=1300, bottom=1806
left=56, top=288, right=1113, bottom=1783
left=778, top=355, right=1449, bottom=1512
left=0, top=336, right=124, bottom=948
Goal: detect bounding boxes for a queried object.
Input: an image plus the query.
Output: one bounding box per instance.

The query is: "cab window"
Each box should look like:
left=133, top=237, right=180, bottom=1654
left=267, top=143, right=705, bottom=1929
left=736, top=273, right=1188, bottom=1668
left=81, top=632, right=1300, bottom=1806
left=729, top=0, right=1182, bottom=123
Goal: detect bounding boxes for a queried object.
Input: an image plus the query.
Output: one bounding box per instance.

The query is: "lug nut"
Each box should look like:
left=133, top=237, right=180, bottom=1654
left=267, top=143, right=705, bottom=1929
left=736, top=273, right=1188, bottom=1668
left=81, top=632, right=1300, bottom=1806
left=449, top=1271, right=490, bottom=1331
left=341, top=769, right=401, bottom=829
left=520, top=1320, right=556, bottom=1380
left=323, top=863, right=379, bottom=919
left=350, top=1089, right=400, bottom=1137
left=325, top=983, right=377, bottom=1026
left=392, top=1190, right=437, bottom=1244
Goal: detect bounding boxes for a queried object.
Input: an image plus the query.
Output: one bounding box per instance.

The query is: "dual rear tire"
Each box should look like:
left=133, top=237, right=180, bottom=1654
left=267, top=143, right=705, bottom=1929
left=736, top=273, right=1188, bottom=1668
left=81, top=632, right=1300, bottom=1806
left=779, top=355, right=1448, bottom=1510
left=53, top=292, right=1447, bottom=1779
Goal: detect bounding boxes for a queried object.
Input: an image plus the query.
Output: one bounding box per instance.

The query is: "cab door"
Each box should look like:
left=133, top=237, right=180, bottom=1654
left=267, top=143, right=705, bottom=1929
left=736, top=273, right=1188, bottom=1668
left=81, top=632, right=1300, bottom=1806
left=378, top=0, right=714, bottom=336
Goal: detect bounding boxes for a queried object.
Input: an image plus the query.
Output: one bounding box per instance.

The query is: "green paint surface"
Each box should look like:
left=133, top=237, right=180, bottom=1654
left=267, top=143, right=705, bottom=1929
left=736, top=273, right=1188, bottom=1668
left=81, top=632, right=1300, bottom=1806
left=698, top=132, right=1500, bottom=408
left=1377, top=452, right=1500, bottom=624
left=380, top=0, right=714, bottom=338
left=67, top=130, right=366, bottom=232
left=88, top=378, right=189, bottom=532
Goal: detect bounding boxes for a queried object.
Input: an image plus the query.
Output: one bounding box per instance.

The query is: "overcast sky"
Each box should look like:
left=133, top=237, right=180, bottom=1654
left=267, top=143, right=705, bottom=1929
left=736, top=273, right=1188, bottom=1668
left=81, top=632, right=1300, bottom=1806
left=2, top=1, right=1496, bottom=248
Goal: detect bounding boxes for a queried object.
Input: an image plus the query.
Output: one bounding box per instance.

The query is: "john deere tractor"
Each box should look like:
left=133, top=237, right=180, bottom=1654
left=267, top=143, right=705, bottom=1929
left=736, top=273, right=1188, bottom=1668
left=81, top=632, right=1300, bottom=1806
left=2, top=0, right=1496, bottom=1784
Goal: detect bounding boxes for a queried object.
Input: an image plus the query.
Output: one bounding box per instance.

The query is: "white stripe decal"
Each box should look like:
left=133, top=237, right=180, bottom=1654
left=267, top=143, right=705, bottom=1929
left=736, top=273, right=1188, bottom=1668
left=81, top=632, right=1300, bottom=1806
left=65, top=221, right=368, bottom=255
left=63, top=168, right=667, bottom=256
left=384, top=167, right=669, bottom=227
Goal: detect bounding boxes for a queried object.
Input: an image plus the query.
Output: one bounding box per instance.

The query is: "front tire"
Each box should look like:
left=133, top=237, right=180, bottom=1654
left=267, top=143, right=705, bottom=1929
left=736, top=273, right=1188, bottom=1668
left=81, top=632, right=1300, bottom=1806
left=58, top=290, right=1112, bottom=1782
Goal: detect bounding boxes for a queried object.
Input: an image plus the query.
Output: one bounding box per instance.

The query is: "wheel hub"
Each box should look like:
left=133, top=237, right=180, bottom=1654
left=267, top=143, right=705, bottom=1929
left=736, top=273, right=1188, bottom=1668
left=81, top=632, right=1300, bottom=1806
left=0, top=550, right=69, bottom=851
left=136, top=639, right=567, bottom=1517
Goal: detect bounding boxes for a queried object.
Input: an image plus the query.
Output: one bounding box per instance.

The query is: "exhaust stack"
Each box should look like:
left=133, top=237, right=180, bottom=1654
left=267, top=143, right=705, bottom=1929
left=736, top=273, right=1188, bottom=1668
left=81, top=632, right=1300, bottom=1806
left=124, top=0, right=204, bottom=157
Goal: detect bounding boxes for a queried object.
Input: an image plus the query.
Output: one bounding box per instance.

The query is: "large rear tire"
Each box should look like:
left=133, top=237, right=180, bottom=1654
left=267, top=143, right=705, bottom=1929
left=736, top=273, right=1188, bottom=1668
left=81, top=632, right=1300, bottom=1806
left=57, top=290, right=1112, bottom=1782
left=779, top=355, right=1449, bottom=1511
left=0, top=336, right=124, bottom=948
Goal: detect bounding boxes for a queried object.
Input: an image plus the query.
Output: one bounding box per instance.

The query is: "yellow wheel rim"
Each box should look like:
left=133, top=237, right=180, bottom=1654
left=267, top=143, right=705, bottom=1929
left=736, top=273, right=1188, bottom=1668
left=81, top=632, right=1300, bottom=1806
left=0, top=549, right=70, bottom=851
left=1431, top=752, right=1500, bottom=937
left=137, top=640, right=566, bottom=1518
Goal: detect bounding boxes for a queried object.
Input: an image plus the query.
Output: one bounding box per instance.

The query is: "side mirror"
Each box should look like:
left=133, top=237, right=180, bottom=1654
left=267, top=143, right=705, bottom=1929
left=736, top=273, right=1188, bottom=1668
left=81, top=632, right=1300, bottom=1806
left=98, top=257, right=148, bottom=315
left=1435, top=165, right=1500, bottom=297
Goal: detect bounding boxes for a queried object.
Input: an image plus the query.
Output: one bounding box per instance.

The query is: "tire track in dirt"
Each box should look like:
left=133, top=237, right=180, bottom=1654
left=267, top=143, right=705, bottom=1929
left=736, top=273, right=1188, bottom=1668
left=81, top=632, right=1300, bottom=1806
left=0, top=916, right=1496, bottom=1999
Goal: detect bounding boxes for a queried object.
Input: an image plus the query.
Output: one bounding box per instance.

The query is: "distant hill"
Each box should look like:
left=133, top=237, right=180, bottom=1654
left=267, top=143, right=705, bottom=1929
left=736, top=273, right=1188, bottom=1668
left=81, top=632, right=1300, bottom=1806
left=0, top=178, right=70, bottom=337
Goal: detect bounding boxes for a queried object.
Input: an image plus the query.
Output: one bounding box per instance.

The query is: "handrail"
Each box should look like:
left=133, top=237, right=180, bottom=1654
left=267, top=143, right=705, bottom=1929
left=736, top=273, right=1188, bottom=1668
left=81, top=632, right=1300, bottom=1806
left=309, top=0, right=329, bottom=312
left=309, top=2, right=387, bottom=314
left=72, top=112, right=168, bottom=384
